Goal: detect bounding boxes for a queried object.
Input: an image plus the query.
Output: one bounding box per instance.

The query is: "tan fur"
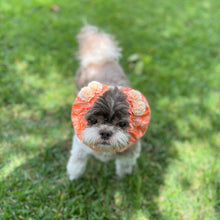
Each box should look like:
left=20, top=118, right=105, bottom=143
left=75, top=61, right=130, bottom=90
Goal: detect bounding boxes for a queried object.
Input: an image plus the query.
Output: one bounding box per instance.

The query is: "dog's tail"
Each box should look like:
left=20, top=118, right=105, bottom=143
left=77, top=25, right=121, bottom=67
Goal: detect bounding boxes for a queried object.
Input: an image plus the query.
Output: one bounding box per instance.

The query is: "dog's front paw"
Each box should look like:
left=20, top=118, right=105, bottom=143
left=67, top=163, right=84, bottom=180
left=68, top=172, right=81, bottom=181
left=66, top=157, right=87, bottom=180
left=115, top=163, right=133, bottom=177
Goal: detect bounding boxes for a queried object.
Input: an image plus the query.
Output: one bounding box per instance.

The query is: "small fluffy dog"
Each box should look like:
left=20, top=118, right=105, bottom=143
left=67, top=25, right=150, bottom=180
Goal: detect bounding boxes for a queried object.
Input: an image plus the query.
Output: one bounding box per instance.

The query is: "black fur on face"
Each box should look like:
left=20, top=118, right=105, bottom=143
left=85, top=87, right=129, bottom=129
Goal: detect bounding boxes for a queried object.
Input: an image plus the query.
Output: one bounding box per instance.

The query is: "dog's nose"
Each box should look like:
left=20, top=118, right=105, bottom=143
left=99, top=130, right=112, bottom=140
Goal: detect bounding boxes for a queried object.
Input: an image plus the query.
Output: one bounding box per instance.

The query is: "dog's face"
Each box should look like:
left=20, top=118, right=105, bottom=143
left=82, top=87, right=130, bottom=152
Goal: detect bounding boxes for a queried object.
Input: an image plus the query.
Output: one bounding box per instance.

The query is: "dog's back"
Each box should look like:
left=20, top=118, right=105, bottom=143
left=75, top=25, right=129, bottom=90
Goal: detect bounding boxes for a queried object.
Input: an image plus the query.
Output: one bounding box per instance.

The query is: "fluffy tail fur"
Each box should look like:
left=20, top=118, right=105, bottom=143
left=77, top=25, right=121, bottom=67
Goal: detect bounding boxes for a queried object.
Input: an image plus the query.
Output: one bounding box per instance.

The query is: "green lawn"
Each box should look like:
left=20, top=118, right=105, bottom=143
left=0, top=0, right=220, bottom=219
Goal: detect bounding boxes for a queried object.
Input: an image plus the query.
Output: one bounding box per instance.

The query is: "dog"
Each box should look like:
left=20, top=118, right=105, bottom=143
left=67, top=25, right=150, bottom=180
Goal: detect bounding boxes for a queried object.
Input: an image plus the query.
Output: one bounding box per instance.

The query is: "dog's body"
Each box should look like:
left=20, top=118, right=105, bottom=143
left=67, top=25, right=142, bottom=180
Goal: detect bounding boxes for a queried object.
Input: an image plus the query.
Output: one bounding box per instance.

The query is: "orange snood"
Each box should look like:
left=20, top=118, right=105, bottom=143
left=71, top=81, right=151, bottom=152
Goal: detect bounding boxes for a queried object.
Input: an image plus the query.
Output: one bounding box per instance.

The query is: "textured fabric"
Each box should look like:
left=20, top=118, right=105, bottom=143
left=71, top=82, right=151, bottom=152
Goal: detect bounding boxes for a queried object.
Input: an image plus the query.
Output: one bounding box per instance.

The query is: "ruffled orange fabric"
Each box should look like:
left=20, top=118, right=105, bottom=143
left=71, top=84, right=150, bottom=152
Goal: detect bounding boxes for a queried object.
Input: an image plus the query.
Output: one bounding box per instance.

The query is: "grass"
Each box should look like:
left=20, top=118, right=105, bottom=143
left=0, top=0, right=220, bottom=219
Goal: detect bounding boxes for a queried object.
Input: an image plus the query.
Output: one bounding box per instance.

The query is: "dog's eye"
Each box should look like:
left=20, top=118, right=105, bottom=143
left=118, top=121, right=128, bottom=128
left=88, top=118, right=97, bottom=125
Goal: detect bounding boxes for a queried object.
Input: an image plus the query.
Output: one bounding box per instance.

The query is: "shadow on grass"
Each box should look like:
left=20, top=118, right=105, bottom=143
left=2, top=94, right=220, bottom=219
left=1, top=103, right=179, bottom=220
left=1, top=39, right=219, bottom=218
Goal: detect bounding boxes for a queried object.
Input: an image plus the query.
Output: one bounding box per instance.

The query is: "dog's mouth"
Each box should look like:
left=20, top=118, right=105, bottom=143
left=100, top=140, right=110, bottom=145
left=96, top=141, right=116, bottom=153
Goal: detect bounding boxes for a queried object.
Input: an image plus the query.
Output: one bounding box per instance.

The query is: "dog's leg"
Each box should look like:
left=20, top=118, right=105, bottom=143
left=67, top=135, right=89, bottom=180
left=115, top=141, right=141, bottom=177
